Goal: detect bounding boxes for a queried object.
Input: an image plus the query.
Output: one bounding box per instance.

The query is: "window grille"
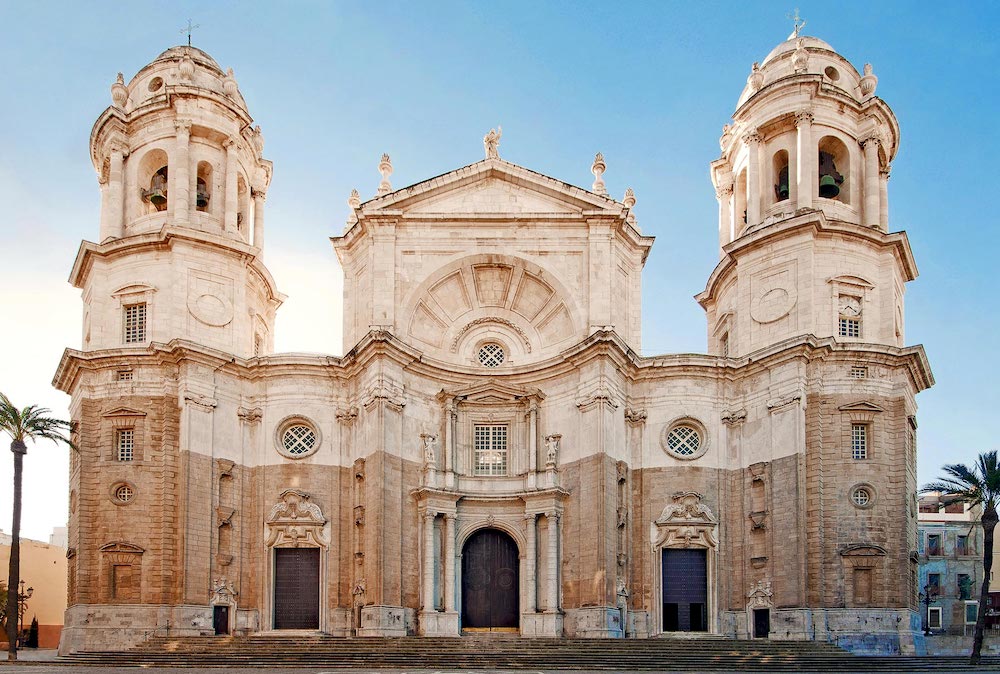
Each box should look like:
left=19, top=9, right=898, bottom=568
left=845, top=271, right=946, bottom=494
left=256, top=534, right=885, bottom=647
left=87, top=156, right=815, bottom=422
left=851, top=487, right=872, bottom=507
left=116, top=429, right=134, bottom=461
left=849, top=366, right=868, bottom=379
left=474, top=424, right=508, bottom=476
left=478, top=343, right=505, bottom=368
left=666, top=425, right=701, bottom=457
left=115, top=484, right=134, bottom=503
left=117, top=370, right=133, bottom=381
left=123, top=303, right=147, bottom=343
left=851, top=424, right=867, bottom=459
left=839, top=317, right=861, bottom=338
left=282, top=424, right=318, bottom=456
left=720, top=333, right=729, bottom=357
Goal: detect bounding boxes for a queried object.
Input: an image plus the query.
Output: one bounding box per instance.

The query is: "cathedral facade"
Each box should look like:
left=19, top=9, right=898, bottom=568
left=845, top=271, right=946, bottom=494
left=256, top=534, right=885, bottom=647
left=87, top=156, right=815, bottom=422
left=55, top=33, right=934, bottom=655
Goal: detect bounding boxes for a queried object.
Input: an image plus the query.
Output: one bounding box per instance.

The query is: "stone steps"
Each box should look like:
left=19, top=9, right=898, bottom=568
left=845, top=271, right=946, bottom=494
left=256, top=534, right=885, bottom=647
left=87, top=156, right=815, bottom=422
left=58, top=635, right=1000, bottom=670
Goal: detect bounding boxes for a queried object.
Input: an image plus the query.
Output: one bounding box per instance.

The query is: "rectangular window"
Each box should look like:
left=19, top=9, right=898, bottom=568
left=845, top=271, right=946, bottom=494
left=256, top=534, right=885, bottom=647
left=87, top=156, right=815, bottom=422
left=116, top=429, right=134, bottom=462
left=957, top=535, right=969, bottom=556
left=839, top=317, right=861, bottom=338
left=928, top=572, right=941, bottom=592
left=123, top=303, right=146, bottom=343
left=117, top=370, right=133, bottom=381
left=849, top=365, right=868, bottom=379
left=851, top=424, right=868, bottom=459
left=474, top=424, right=507, bottom=476
left=927, top=535, right=942, bottom=556
left=958, top=573, right=972, bottom=599
left=927, top=606, right=942, bottom=630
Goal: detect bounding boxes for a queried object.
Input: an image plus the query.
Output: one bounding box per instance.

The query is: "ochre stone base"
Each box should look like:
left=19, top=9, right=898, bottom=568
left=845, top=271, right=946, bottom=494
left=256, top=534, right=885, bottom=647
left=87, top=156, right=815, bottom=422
left=570, top=606, right=625, bottom=638
left=521, top=610, right=563, bottom=637
left=419, top=610, right=460, bottom=636
left=358, top=605, right=407, bottom=637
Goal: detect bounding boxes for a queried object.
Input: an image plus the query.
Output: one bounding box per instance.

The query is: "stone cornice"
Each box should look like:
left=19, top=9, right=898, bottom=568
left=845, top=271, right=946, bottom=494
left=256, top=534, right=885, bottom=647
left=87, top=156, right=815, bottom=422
left=68, top=226, right=285, bottom=308
left=697, top=210, right=917, bottom=308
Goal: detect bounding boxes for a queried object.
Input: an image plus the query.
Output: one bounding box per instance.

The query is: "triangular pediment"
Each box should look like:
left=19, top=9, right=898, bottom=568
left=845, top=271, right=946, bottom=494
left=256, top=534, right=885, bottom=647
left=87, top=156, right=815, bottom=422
left=439, top=380, right=545, bottom=404
left=361, top=159, right=624, bottom=216
left=838, top=401, right=885, bottom=413
left=103, top=406, right=147, bottom=418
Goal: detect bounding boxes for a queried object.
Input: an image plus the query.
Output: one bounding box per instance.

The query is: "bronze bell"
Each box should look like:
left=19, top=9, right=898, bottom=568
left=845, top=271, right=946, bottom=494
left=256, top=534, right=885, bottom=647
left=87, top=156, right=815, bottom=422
left=819, top=174, right=840, bottom=198
left=818, top=151, right=844, bottom=199
left=775, top=166, right=789, bottom=201
left=148, top=189, right=167, bottom=207
left=197, top=189, right=210, bottom=208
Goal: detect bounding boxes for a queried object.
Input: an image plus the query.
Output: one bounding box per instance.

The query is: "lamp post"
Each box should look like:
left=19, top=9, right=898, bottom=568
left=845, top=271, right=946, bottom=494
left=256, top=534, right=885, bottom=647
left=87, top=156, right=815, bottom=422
left=16, top=580, right=33, bottom=642
left=918, top=583, right=937, bottom=636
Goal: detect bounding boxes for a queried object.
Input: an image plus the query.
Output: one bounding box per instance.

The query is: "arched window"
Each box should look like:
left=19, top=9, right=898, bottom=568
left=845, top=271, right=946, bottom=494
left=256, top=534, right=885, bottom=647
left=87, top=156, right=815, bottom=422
left=818, top=135, right=851, bottom=204
left=144, top=166, right=168, bottom=212
left=137, top=149, right=170, bottom=215
left=196, top=161, right=213, bottom=212
left=772, top=150, right=789, bottom=203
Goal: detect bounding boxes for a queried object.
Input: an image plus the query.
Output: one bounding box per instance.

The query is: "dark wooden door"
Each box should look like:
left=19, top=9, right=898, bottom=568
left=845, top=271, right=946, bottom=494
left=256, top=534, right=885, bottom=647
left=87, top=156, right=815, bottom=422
left=274, top=547, right=320, bottom=629
left=662, top=548, right=708, bottom=632
left=462, top=529, right=519, bottom=629
left=753, top=608, right=770, bottom=638
left=213, top=605, right=229, bottom=635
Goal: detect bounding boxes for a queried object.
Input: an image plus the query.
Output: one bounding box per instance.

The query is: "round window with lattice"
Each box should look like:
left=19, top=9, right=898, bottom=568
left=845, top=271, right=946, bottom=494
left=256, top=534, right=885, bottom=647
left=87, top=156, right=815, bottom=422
left=478, top=342, right=506, bottom=368
left=274, top=417, right=322, bottom=459
left=110, top=481, right=137, bottom=506
left=850, top=484, right=876, bottom=509
left=661, top=419, right=708, bottom=460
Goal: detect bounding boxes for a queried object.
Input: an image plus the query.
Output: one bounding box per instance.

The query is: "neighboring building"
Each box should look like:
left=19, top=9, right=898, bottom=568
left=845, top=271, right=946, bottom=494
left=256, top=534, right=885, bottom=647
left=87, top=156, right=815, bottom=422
left=53, top=31, right=934, bottom=656
left=0, top=532, right=68, bottom=648
left=917, top=493, right=984, bottom=633
left=49, top=526, right=68, bottom=550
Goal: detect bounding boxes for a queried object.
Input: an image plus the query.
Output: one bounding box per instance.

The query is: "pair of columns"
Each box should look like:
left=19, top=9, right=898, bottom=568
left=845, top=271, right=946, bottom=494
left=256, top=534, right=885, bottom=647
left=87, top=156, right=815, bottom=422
left=421, top=511, right=561, bottom=614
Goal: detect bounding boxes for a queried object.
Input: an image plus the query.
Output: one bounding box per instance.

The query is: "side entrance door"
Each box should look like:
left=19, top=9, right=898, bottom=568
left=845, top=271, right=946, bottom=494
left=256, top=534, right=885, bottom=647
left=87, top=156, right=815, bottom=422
left=461, top=529, right=519, bottom=630
left=662, top=548, right=708, bottom=632
left=273, top=547, right=320, bottom=629
left=213, top=605, right=229, bottom=635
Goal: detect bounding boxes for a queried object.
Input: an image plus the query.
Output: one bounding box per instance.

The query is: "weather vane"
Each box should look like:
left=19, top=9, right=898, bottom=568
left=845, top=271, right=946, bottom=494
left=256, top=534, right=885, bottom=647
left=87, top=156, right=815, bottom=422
left=787, top=8, right=806, bottom=38
left=180, top=19, right=200, bottom=47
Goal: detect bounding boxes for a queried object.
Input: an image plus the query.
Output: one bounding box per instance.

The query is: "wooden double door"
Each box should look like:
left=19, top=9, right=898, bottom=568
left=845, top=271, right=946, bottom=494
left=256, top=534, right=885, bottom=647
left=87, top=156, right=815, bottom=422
left=461, top=529, right=519, bottom=630
left=273, top=547, right=320, bottom=629
left=662, top=548, right=708, bottom=632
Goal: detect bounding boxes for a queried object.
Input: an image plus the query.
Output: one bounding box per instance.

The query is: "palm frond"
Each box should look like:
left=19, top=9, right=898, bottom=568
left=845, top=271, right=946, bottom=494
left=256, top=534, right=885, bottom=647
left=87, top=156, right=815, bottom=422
left=0, top=391, right=75, bottom=450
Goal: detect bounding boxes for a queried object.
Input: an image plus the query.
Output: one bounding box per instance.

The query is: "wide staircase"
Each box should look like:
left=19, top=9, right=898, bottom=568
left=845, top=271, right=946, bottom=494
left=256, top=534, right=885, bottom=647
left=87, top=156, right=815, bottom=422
left=60, top=634, right=1000, bottom=670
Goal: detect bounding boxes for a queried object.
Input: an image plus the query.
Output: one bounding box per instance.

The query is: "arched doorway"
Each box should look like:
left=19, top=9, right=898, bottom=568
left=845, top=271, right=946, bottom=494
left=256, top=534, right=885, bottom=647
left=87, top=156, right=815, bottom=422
left=461, top=528, right=519, bottom=631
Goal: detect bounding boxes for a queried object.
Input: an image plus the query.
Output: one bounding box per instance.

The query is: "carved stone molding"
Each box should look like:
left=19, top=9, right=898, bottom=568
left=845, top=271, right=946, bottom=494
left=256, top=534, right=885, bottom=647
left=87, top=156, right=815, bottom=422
left=212, top=578, right=237, bottom=605
left=450, top=316, right=533, bottom=353
left=361, top=380, right=406, bottom=412
left=651, top=492, right=718, bottom=550
left=216, top=459, right=235, bottom=478
left=624, top=408, right=647, bottom=425
left=576, top=386, right=619, bottom=412
left=216, top=507, right=235, bottom=527
left=336, top=407, right=359, bottom=424
left=766, top=394, right=801, bottom=413
left=237, top=407, right=262, bottom=424
left=747, top=580, right=773, bottom=609
left=265, top=489, right=329, bottom=548
left=721, top=409, right=747, bottom=425
left=183, top=391, right=218, bottom=412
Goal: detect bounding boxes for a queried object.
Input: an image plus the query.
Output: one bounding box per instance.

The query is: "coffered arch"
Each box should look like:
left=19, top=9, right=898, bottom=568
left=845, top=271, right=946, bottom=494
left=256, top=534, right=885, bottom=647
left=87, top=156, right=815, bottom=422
left=400, top=254, right=584, bottom=364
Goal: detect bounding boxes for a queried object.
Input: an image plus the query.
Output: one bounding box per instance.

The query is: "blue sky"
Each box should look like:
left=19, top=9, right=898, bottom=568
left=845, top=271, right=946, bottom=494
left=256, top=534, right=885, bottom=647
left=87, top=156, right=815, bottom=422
left=0, top=1, right=997, bottom=540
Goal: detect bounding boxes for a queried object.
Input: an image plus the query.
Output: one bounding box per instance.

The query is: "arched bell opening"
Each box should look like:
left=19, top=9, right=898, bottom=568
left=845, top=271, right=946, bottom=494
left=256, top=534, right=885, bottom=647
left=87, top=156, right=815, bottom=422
left=460, top=528, right=520, bottom=632
left=196, top=161, right=213, bottom=213
left=733, top=168, right=748, bottom=236
left=818, top=135, right=851, bottom=204
left=772, top=150, right=790, bottom=203
left=138, top=149, right=170, bottom=215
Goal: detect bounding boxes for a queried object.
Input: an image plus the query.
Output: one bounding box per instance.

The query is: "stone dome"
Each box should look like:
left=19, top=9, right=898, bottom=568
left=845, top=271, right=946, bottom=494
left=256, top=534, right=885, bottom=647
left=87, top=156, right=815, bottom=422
left=152, top=45, right=223, bottom=73
left=761, top=35, right=836, bottom=66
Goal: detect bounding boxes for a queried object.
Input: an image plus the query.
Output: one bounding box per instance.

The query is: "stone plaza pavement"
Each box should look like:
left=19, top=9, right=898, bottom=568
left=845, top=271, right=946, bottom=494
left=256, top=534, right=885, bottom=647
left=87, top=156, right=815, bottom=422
left=2, top=666, right=1000, bottom=674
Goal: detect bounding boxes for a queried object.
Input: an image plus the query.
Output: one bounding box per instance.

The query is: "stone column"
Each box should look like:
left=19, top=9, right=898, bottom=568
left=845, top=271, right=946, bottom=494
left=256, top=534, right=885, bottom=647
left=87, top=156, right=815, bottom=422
left=546, top=511, right=560, bottom=611
left=862, top=137, right=881, bottom=228
left=444, top=400, right=455, bottom=487
left=744, top=130, right=762, bottom=227
left=422, top=511, right=437, bottom=611
left=716, top=183, right=734, bottom=248
left=443, top=514, right=456, bottom=612
left=224, top=137, right=239, bottom=234
left=252, top=190, right=266, bottom=249
left=172, top=120, right=191, bottom=224
left=527, top=402, right=538, bottom=489
left=794, top=111, right=814, bottom=210
left=102, top=144, right=126, bottom=241
left=525, top=513, right=537, bottom=613
left=879, top=165, right=891, bottom=230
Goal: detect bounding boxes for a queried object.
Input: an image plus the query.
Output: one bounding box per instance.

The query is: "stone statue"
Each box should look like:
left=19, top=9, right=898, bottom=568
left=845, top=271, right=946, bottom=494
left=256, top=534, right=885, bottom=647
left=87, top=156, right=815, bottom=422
left=544, top=434, right=561, bottom=466
left=421, top=433, right=437, bottom=466
left=484, top=126, right=502, bottom=159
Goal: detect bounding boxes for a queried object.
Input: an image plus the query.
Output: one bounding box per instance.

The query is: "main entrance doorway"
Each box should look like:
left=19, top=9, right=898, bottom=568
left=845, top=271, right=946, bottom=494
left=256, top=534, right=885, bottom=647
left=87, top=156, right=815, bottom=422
left=273, top=547, right=320, bottom=629
left=662, top=548, right=708, bottom=632
left=461, top=529, right=519, bottom=631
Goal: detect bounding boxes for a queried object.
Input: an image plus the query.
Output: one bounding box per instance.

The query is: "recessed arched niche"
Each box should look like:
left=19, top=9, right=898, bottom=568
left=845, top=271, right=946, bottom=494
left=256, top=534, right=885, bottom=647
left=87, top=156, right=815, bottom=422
left=137, top=149, right=169, bottom=215
left=818, top=135, right=851, bottom=205
left=196, top=161, right=213, bottom=213
left=772, top=149, right=790, bottom=204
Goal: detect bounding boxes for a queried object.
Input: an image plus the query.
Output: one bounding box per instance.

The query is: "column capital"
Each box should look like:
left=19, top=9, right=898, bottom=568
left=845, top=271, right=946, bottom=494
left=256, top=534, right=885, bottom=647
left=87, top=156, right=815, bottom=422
left=794, top=110, right=814, bottom=127
left=860, top=134, right=882, bottom=149
left=742, top=129, right=763, bottom=146
left=544, top=510, right=561, bottom=521
left=524, top=512, right=538, bottom=522
left=423, top=510, right=438, bottom=521
left=443, top=512, right=457, bottom=522
left=224, top=136, right=239, bottom=150
left=879, top=164, right=892, bottom=179
left=174, top=118, right=192, bottom=135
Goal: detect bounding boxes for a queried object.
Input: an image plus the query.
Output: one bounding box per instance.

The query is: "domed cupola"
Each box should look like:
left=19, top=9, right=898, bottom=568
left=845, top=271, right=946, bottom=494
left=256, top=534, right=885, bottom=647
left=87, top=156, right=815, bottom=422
left=90, top=45, right=271, bottom=248
left=710, top=31, right=898, bottom=248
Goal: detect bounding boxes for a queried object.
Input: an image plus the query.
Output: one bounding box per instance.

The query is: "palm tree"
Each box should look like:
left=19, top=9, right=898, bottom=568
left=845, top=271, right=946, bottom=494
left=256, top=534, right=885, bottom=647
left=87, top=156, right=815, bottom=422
left=0, top=393, right=74, bottom=661
left=923, top=450, right=1000, bottom=665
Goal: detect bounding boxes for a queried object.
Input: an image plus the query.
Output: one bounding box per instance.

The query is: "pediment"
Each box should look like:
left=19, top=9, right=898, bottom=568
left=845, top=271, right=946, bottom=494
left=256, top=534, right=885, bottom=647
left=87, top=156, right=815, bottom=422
left=827, top=274, right=874, bottom=289
left=840, top=544, right=887, bottom=557
left=838, top=401, right=885, bottom=413
left=99, top=541, right=145, bottom=554
left=103, top=406, right=147, bottom=418
left=439, top=380, right=545, bottom=404
left=362, top=159, right=623, bottom=216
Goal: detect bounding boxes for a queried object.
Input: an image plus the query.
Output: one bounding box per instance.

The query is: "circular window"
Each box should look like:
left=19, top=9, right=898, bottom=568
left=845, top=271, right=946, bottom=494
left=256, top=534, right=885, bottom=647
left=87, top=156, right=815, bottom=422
left=478, top=343, right=506, bottom=368
left=850, top=484, right=876, bottom=509
left=661, top=418, right=708, bottom=460
left=824, top=66, right=840, bottom=82
left=148, top=76, right=164, bottom=92
left=110, top=482, right=137, bottom=506
left=274, top=417, right=322, bottom=459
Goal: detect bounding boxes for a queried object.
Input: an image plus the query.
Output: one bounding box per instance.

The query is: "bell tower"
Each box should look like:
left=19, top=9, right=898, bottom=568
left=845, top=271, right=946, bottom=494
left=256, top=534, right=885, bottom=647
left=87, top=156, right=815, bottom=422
left=77, top=46, right=282, bottom=357
left=698, top=33, right=914, bottom=358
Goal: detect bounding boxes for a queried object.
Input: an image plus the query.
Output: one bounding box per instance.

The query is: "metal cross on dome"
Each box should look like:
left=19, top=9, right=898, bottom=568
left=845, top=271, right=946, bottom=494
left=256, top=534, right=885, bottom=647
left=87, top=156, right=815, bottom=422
left=787, top=8, right=806, bottom=38
left=180, top=19, right=200, bottom=47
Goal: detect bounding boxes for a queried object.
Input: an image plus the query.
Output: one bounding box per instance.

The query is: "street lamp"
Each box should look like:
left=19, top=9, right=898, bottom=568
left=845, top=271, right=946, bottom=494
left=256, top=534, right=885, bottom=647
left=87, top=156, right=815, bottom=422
left=16, top=580, right=33, bottom=640
left=918, top=583, right=937, bottom=636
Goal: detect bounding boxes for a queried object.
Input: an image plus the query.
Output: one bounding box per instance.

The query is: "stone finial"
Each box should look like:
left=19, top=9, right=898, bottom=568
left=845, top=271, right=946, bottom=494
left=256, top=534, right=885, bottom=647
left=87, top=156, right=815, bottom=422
left=720, top=123, right=732, bottom=151
left=591, top=152, right=607, bottom=195
left=179, top=54, right=195, bottom=81
left=223, top=68, right=238, bottom=98
left=346, top=188, right=361, bottom=227
left=251, top=125, right=265, bottom=154
left=484, top=126, right=502, bottom=159
left=791, top=38, right=809, bottom=73
left=860, top=63, right=878, bottom=98
left=747, top=62, right=764, bottom=92
left=111, top=72, right=128, bottom=108
left=623, top=187, right=636, bottom=209
left=377, top=154, right=393, bottom=195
